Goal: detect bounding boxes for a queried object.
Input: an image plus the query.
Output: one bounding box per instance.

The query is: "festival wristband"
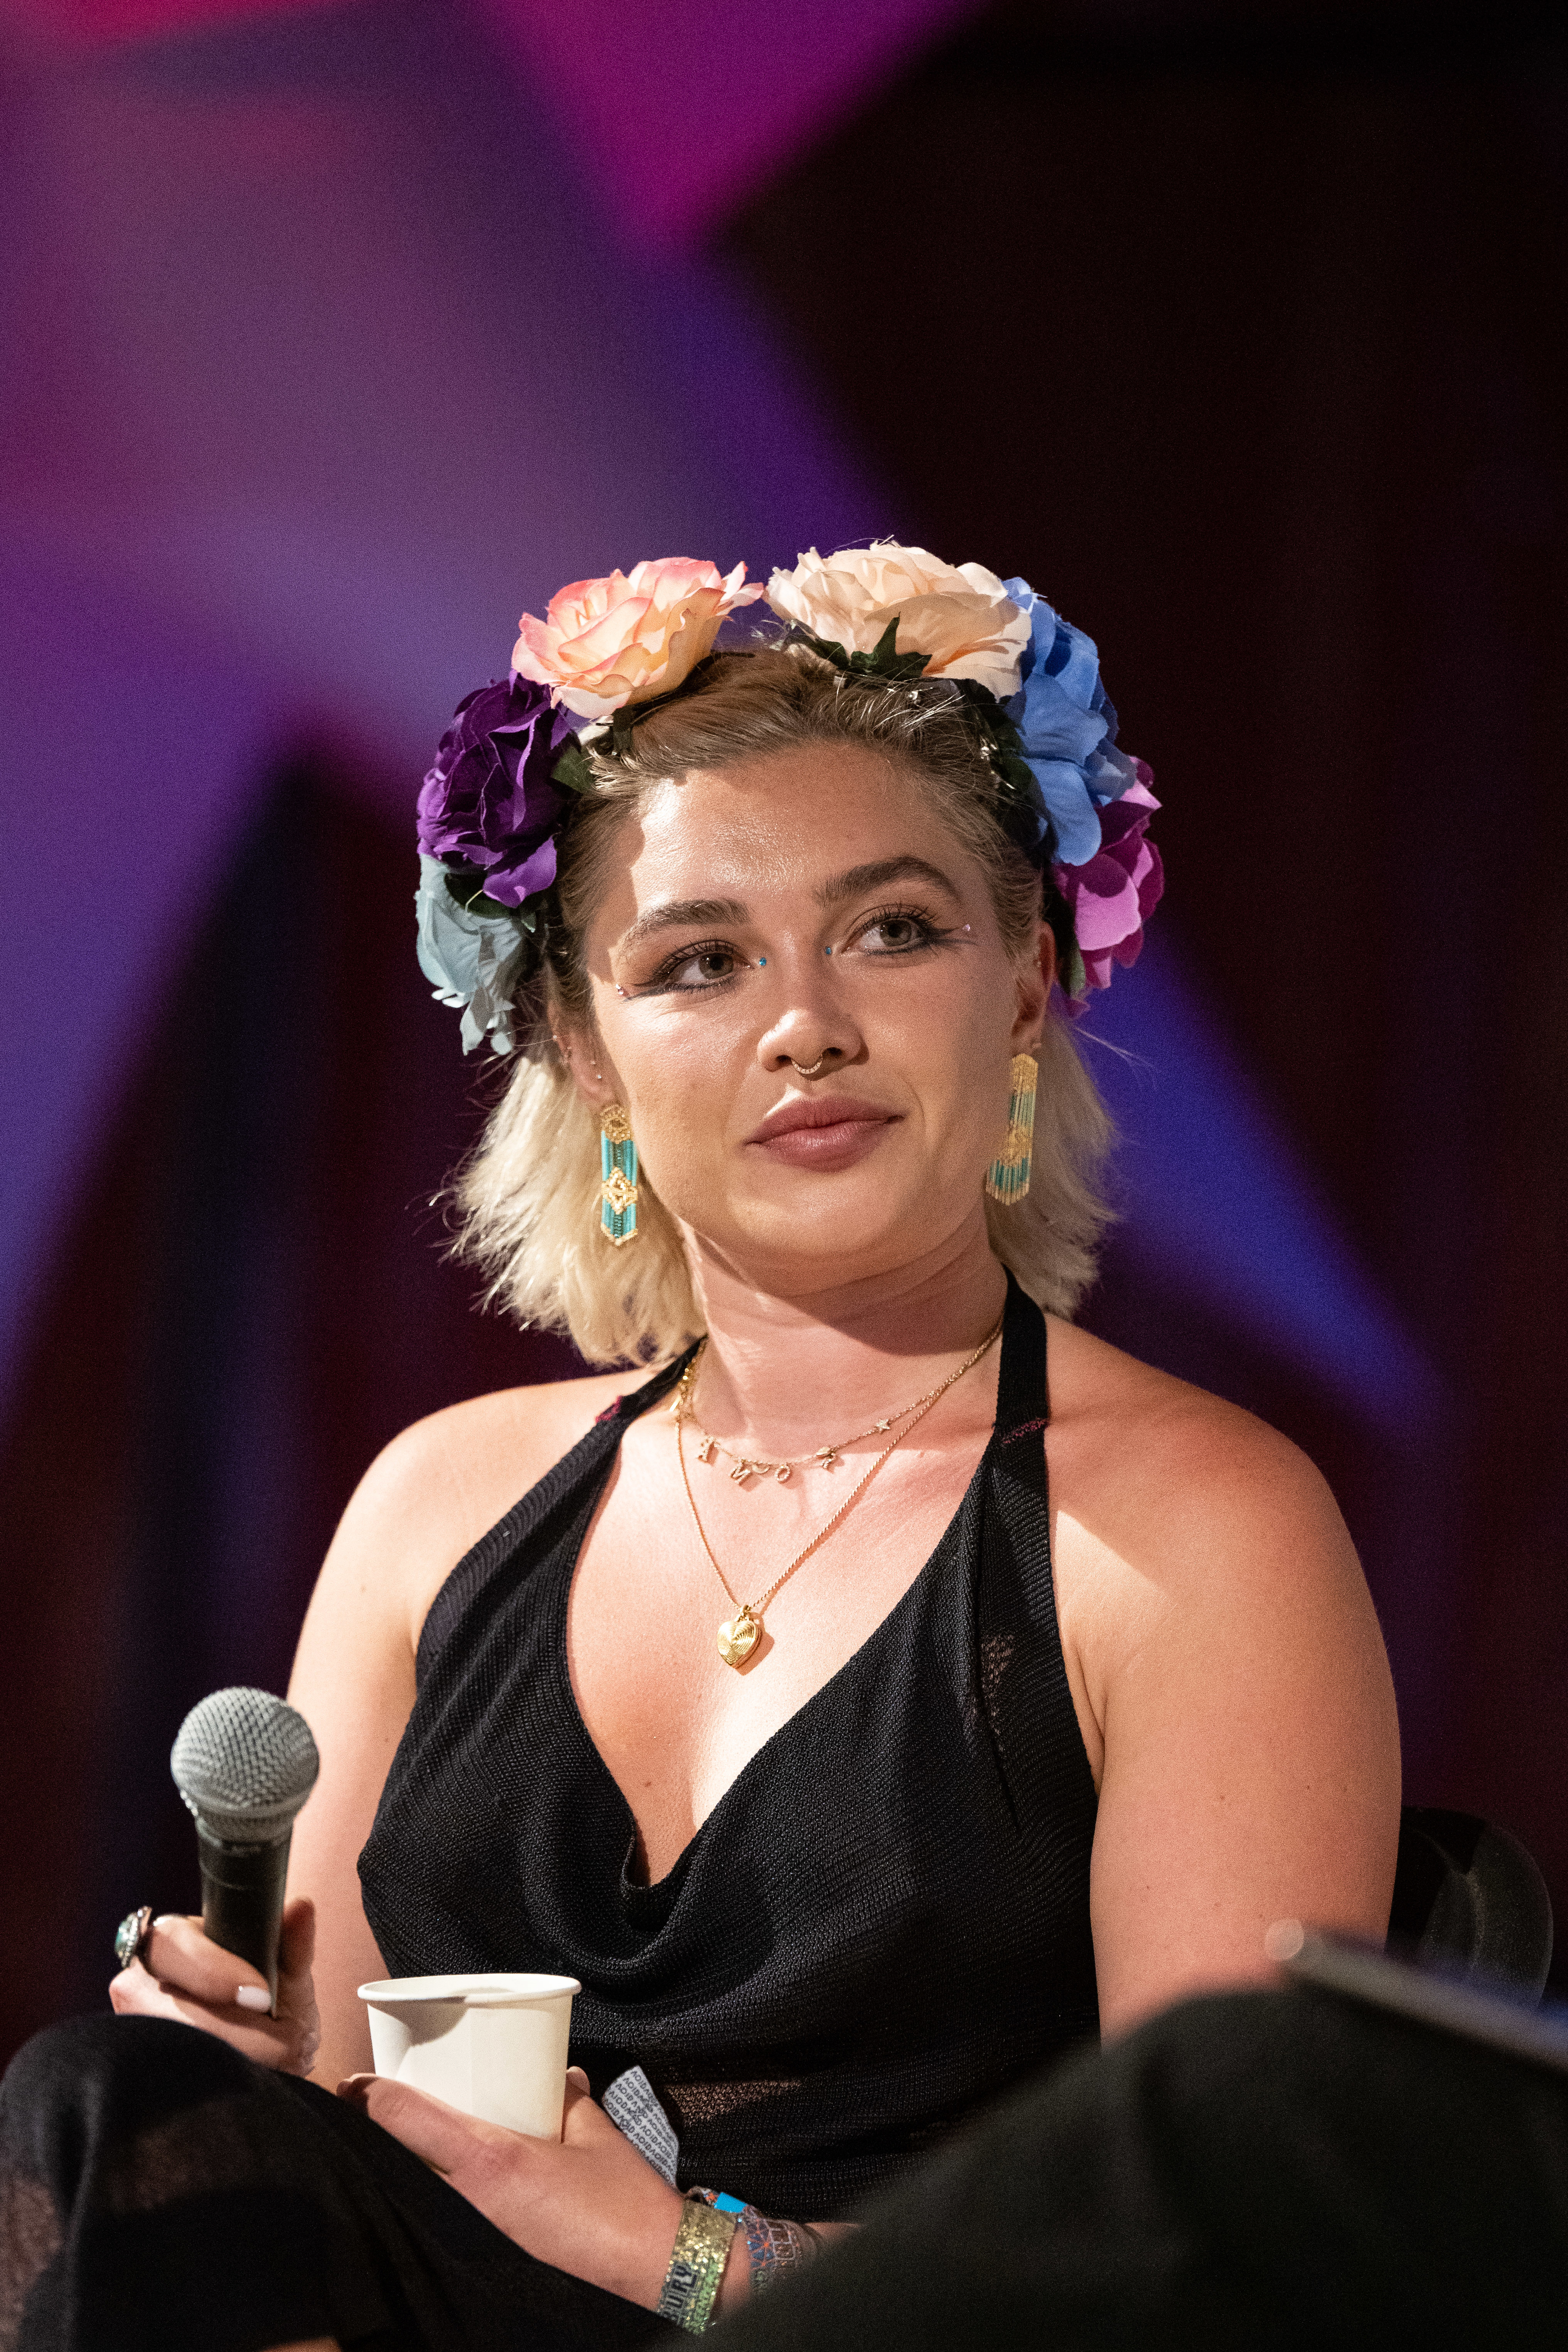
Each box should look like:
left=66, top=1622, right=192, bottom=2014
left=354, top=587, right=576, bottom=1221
left=742, top=2209, right=815, bottom=2292
left=692, top=2189, right=816, bottom=2295
left=657, top=2193, right=737, bottom=2334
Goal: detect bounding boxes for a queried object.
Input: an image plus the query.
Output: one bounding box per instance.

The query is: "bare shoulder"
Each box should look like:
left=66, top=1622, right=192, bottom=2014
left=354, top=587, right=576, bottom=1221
left=1045, top=1313, right=1346, bottom=1532
left=1042, top=1315, right=1383, bottom=1713
left=1043, top=1319, right=1399, bottom=2026
left=320, top=1367, right=632, bottom=1644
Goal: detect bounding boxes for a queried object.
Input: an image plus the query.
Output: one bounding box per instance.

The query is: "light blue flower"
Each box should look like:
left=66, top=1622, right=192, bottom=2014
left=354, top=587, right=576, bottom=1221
left=414, top=853, right=534, bottom=1054
left=1002, top=579, right=1138, bottom=869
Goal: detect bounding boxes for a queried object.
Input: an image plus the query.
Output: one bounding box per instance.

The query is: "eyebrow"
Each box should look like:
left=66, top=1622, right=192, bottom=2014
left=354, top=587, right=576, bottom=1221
left=815, top=856, right=961, bottom=909
left=618, top=897, right=750, bottom=955
left=619, top=858, right=963, bottom=954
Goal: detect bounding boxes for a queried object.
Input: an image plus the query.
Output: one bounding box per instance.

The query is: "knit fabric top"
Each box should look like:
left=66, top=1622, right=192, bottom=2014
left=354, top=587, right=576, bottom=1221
left=358, top=1272, right=1100, bottom=2220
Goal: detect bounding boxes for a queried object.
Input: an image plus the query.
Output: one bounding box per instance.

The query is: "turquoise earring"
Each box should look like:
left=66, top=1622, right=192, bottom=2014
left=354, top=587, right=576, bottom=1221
left=985, top=1054, right=1038, bottom=1205
left=599, top=1104, right=640, bottom=1247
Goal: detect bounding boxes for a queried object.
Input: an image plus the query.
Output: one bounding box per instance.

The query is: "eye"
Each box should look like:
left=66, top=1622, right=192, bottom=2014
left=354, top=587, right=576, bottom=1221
left=851, top=905, right=946, bottom=955
left=643, top=940, right=745, bottom=992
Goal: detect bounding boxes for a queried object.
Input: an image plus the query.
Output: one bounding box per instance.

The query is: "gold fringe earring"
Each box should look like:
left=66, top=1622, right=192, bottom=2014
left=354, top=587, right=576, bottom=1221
left=599, top=1103, right=640, bottom=1246
left=985, top=1053, right=1038, bottom=1205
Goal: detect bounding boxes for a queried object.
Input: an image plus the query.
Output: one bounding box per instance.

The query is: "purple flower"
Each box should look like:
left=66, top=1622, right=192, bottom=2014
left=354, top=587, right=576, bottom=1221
left=416, top=675, right=577, bottom=908
left=1054, top=768, right=1165, bottom=1002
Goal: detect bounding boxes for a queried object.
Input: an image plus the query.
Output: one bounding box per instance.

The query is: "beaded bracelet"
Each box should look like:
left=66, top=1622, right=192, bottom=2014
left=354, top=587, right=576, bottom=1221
left=656, top=2193, right=737, bottom=2334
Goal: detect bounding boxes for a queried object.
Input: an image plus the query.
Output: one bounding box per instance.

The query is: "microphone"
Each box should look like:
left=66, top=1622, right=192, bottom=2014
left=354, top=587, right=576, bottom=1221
left=170, top=1688, right=321, bottom=2012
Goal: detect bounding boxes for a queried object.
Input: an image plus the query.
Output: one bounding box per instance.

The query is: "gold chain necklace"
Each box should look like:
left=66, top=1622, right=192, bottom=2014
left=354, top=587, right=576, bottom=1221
left=673, top=1320, right=1004, bottom=1668
left=670, top=1350, right=990, bottom=1485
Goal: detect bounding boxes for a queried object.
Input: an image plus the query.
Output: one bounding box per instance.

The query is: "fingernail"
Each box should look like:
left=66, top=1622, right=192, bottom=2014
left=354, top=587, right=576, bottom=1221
left=234, top=1985, right=272, bottom=2012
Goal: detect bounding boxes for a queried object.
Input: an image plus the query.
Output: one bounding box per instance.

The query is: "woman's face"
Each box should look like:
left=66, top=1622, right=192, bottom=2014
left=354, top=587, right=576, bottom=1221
left=568, top=742, right=1050, bottom=1296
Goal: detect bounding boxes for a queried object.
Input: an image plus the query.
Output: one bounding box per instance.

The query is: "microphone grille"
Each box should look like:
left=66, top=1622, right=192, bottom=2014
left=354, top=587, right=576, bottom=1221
left=170, top=1687, right=320, bottom=1843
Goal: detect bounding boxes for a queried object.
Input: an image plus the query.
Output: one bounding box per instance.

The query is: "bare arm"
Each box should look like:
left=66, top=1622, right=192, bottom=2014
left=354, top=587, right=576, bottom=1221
left=283, top=1466, right=420, bottom=2086
left=1053, top=1372, right=1401, bottom=2038
left=107, top=1457, right=430, bottom=2082
left=111, top=1374, right=620, bottom=2082
left=286, top=1376, right=623, bottom=2086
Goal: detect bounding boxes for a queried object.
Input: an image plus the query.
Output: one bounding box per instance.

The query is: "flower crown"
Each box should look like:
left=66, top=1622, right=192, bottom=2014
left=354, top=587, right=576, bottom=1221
left=415, top=543, right=1163, bottom=1053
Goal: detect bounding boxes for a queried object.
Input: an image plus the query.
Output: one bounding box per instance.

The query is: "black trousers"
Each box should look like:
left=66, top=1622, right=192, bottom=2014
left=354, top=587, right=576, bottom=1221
left=0, top=2014, right=660, bottom=2351
left=4, top=1988, right=1568, bottom=2350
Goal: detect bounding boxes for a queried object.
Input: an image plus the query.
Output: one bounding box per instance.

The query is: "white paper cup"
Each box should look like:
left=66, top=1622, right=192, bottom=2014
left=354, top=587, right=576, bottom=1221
left=358, top=1973, right=581, bottom=2140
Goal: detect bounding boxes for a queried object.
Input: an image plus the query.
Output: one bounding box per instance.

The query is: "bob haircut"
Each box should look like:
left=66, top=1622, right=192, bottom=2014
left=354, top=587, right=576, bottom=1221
left=452, top=645, right=1115, bottom=1366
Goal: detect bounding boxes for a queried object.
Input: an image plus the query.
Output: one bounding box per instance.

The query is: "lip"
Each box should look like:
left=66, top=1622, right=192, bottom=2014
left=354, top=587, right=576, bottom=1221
left=744, top=1094, right=901, bottom=1171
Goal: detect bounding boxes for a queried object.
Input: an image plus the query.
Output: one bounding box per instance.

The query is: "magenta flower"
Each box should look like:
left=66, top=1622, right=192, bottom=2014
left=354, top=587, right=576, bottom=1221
left=416, top=675, right=577, bottom=908
left=1054, top=767, right=1164, bottom=1001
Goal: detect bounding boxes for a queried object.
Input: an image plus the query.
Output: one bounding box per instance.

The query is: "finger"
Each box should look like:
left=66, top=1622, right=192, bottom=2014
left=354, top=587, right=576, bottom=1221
left=140, top=1913, right=271, bottom=2011
left=278, top=1895, right=316, bottom=1985
left=110, top=1966, right=223, bottom=2029
left=109, top=1965, right=308, bottom=2063
left=156, top=1990, right=309, bottom=2063
left=109, top=1960, right=176, bottom=2017
left=339, top=2074, right=519, bottom=2180
left=112, top=1951, right=258, bottom=2023
left=562, top=2078, right=641, bottom=2150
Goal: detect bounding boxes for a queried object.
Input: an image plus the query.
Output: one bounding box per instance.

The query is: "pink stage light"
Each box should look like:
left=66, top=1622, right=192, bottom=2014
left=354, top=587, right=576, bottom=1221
left=18, top=0, right=345, bottom=48
left=13, top=0, right=985, bottom=251
left=459, top=0, right=990, bottom=250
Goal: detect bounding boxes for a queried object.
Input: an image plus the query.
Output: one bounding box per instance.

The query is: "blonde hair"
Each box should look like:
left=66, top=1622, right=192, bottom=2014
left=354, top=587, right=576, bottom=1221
left=452, top=648, right=1115, bottom=1365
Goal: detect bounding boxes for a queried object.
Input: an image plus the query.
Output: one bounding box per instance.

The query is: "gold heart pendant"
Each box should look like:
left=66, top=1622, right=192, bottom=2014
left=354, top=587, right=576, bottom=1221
left=717, top=1606, right=761, bottom=1668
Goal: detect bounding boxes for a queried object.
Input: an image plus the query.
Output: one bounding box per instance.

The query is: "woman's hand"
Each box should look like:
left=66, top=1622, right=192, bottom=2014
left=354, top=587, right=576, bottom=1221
left=337, top=2067, right=717, bottom=2312
left=107, top=1895, right=321, bottom=2076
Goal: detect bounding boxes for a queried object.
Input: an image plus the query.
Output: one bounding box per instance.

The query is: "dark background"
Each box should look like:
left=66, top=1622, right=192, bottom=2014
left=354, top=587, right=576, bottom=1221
left=2, top=0, right=1565, bottom=2058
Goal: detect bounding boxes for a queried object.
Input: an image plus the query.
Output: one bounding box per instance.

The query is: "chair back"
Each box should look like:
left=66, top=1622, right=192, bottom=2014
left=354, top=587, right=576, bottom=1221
left=1390, top=1806, right=1553, bottom=1997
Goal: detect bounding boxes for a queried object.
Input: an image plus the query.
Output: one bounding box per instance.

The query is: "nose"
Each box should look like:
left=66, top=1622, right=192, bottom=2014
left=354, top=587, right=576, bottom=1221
left=757, top=969, right=863, bottom=1078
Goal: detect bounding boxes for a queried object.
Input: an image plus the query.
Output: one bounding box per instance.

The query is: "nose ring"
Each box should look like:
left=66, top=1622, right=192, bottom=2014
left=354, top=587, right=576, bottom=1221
left=789, top=1050, right=841, bottom=1080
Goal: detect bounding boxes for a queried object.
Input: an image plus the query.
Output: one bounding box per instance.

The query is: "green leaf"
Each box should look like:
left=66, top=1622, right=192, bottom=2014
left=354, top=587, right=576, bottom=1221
left=991, top=748, right=1039, bottom=802
left=780, top=619, right=930, bottom=686
left=551, top=737, right=597, bottom=795
left=437, top=865, right=541, bottom=926
left=439, top=864, right=492, bottom=912
left=952, top=676, right=1020, bottom=749
left=866, top=614, right=902, bottom=669
left=779, top=621, right=851, bottom=668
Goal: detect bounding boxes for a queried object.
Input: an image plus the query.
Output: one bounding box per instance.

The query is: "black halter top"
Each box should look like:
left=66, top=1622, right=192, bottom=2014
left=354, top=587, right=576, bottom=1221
left=359, top=1274, right=1099, bottom=2219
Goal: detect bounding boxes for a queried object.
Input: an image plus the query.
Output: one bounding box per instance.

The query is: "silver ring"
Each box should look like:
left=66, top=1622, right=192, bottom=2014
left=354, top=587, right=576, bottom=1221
left=789, top=1053, right=838, bottom=1079
left=113, top=1904, right=154, bottom=1972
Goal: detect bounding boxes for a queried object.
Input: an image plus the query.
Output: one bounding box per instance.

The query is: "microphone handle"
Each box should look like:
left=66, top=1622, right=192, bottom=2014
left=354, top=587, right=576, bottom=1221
left=195, top=1820, right=292, bottom=2010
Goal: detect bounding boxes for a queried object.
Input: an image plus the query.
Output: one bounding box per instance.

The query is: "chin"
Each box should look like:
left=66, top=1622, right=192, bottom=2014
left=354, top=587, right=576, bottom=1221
left=709, top=1185, right=968, bottom=1288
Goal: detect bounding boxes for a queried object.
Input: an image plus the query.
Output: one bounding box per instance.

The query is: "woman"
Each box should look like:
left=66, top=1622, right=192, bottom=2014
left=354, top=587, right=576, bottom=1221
left=4, top=545, right=1399, bottom=2347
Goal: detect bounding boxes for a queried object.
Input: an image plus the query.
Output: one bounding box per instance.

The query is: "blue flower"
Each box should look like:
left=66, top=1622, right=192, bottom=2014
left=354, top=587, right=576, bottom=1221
left=414, top=855, right=534, bottom=1055
left=1001, top=579, right=1138, bottom=869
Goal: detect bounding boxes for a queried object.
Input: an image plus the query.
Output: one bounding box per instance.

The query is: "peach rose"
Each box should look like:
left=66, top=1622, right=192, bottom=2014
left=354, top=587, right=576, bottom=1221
left=512, top=558, right=763, bottom=721
left=766, top=542, right=1031, bottom=701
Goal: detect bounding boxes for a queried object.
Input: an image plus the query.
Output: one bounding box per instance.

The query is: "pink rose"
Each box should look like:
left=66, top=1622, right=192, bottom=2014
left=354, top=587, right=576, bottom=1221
left=766, top=542, right=1031, bottom=700
left=512, top=558, right=762, bottom=720
left=1056, top=772, right=1165, bottom=999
